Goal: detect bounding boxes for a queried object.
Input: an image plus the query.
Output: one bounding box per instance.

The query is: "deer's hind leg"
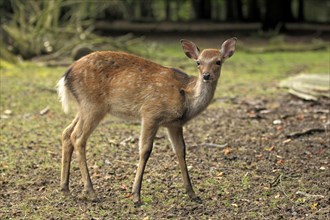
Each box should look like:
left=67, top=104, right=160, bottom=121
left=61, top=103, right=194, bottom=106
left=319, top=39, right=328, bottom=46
left=60, top=115, right=79, bottom=193
left=70, top=109, right=106, bottom=201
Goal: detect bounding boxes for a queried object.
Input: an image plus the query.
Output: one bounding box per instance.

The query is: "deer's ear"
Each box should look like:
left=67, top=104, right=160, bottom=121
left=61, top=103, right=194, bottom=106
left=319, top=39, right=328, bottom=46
left=220, top=37, right=237, bottom=60
left=180, top=39, right=200, bottom=60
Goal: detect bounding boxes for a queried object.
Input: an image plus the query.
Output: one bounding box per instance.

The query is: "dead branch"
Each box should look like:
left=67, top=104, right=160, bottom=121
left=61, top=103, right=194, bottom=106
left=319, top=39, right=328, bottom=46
left=286, top=128, right=325, bottom=138
left=295, top=191, right=325, bottom=199
left=270, top=173, right=283, bottom=188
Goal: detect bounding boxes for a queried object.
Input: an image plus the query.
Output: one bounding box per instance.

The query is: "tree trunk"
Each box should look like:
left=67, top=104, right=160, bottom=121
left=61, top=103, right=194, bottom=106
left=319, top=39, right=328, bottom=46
left=226, top=0, right=243, bottom=21
left=139, top=0, right=153, bottom=20
left=125, top=0, right=137, bottom=21
left=165, top=0, right=171, bottom=21
left=235, top=0, right=243, bottom=21
left=247, top=0, right=260, bottom=21
left=283, top=0, right=294, bottom=22
left=297, top=0, right=305, bottom=21
left=225, top=0, right=234, bottom=21
left=262, top=0, right=289, bottom=32
left=175, top=0, right=182, bottom=21
left=192, top=0, right=212, bottom=20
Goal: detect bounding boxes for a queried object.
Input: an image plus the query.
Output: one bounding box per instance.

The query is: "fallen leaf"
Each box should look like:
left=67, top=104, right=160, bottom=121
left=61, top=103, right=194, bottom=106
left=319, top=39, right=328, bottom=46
left=264, top=146, right=275, bottom=151
left=310, top=203, right=318, bottom=210
left=223, top=147, right=232, bottom=156
left=104, top=175, right=112, bottom=180
left=125, top=193, right=132, bottom=198
left=296, top=114, right=305, bottom=120
left=107, top=139, right=118, bottom=145
left=276, top=126, right=284, bottom=131
left=120, top=184, right=128, bottom=191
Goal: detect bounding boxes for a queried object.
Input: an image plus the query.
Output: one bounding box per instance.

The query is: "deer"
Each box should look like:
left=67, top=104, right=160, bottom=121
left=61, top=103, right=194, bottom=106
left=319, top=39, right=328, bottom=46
left=57, top=37, right=237, bottom=206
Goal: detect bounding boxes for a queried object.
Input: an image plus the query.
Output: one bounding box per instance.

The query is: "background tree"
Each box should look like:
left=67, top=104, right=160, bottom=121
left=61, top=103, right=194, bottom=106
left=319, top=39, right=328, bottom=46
left=283, top=0, right=294, bottom=22
left=225, top=0, right=243, bottom=21
left=139, top=0, right=154, bottom=20
left=297, top=0, right=305, bottom=21
left=261, top=0, right=293, bottom=31
left=165, top=0, right=171, bottom=21
left=192, top=0, right=212, bottom=20
left=246, top=0, right=260, bottom=22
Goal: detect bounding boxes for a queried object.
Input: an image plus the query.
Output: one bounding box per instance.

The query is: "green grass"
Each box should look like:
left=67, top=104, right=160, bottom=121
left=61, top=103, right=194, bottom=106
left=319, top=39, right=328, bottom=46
left=0, top=41, right=329, bottom=219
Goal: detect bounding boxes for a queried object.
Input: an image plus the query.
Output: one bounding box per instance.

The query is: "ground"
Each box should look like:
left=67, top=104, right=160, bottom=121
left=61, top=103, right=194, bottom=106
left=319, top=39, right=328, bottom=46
left=0, top=36, right=329, bottom=219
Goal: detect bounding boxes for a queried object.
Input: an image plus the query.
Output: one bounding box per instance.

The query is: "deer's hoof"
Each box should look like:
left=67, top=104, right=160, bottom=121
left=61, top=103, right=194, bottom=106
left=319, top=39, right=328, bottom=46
left=133, top=194, right=142, bottom=207
left=188, top=193, right=202, bottom=203
left=191, top=196, right=202, bottom=204
left=60, top=187, right=70, bottom=195
left=134, top=200, right=143, bottom=208
left=81, top=190, right=99, bottom=202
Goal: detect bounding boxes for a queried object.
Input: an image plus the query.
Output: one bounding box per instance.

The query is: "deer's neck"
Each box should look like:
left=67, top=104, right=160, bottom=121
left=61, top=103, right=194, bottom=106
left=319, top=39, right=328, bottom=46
left=184, top=77, right=218, bottom=121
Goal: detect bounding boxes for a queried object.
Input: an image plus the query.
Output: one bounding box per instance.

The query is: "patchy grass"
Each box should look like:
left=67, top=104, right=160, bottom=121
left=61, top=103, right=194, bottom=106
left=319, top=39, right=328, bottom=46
left=0, top=40, right=329, bottom=219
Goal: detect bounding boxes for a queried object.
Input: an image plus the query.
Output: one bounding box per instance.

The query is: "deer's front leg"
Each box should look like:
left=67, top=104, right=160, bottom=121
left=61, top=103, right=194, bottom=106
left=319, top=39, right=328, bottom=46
left=132, top=119, right=159, bottom=206
left=167, top=126, right=201, bottom=202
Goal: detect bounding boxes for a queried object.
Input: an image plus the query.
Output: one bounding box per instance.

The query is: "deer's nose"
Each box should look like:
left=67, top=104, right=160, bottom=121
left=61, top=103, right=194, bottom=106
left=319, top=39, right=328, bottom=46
left=203, top=73, right=211, bottom=81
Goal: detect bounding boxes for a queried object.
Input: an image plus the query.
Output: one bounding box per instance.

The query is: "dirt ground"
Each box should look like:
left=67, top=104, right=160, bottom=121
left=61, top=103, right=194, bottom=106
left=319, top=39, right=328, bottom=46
left=0, top=33, right=329, bottom=219
left=1, top=94, right=329, bottom=219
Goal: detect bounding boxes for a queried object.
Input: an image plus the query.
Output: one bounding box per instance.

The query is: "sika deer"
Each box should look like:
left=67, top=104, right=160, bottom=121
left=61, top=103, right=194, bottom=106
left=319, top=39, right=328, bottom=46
left=57, top=38, right=237, bottom=206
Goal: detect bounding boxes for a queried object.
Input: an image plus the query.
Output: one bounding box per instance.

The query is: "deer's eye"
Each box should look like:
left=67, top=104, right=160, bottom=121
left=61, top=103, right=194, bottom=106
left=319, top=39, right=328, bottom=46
left=216, top=60, right=221, bottom=65
left=196, top=61, right=201, bottom=66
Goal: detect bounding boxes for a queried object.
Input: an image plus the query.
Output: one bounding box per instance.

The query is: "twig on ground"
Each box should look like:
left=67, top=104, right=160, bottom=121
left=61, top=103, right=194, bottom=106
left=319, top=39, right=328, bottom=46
left=204, top=143, right=228, bottom=148
left=286, top=128, right=325, bottom=138
left=306, top=207, right=330, bottom=219
left=270, top=173, right=283, bottom=188
left=270, top=173, right=289, bottom=197
left=295, top=191, right=325, bottom=199
left=39, top=106, right=50, bottom=116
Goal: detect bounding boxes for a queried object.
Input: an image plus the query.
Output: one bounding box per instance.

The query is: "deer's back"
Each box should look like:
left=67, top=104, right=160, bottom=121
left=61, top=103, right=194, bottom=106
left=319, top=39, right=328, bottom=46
left=66, top=51, right=192, bottom=123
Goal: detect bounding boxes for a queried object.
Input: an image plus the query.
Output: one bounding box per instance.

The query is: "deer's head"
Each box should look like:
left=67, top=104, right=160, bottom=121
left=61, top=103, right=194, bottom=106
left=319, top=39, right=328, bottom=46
left=181, top=38, right=237, bottom=83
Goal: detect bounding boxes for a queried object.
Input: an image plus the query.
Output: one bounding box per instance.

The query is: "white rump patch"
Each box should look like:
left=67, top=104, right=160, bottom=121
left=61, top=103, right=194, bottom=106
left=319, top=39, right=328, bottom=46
left=56, top=77, right=70, bottom=114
